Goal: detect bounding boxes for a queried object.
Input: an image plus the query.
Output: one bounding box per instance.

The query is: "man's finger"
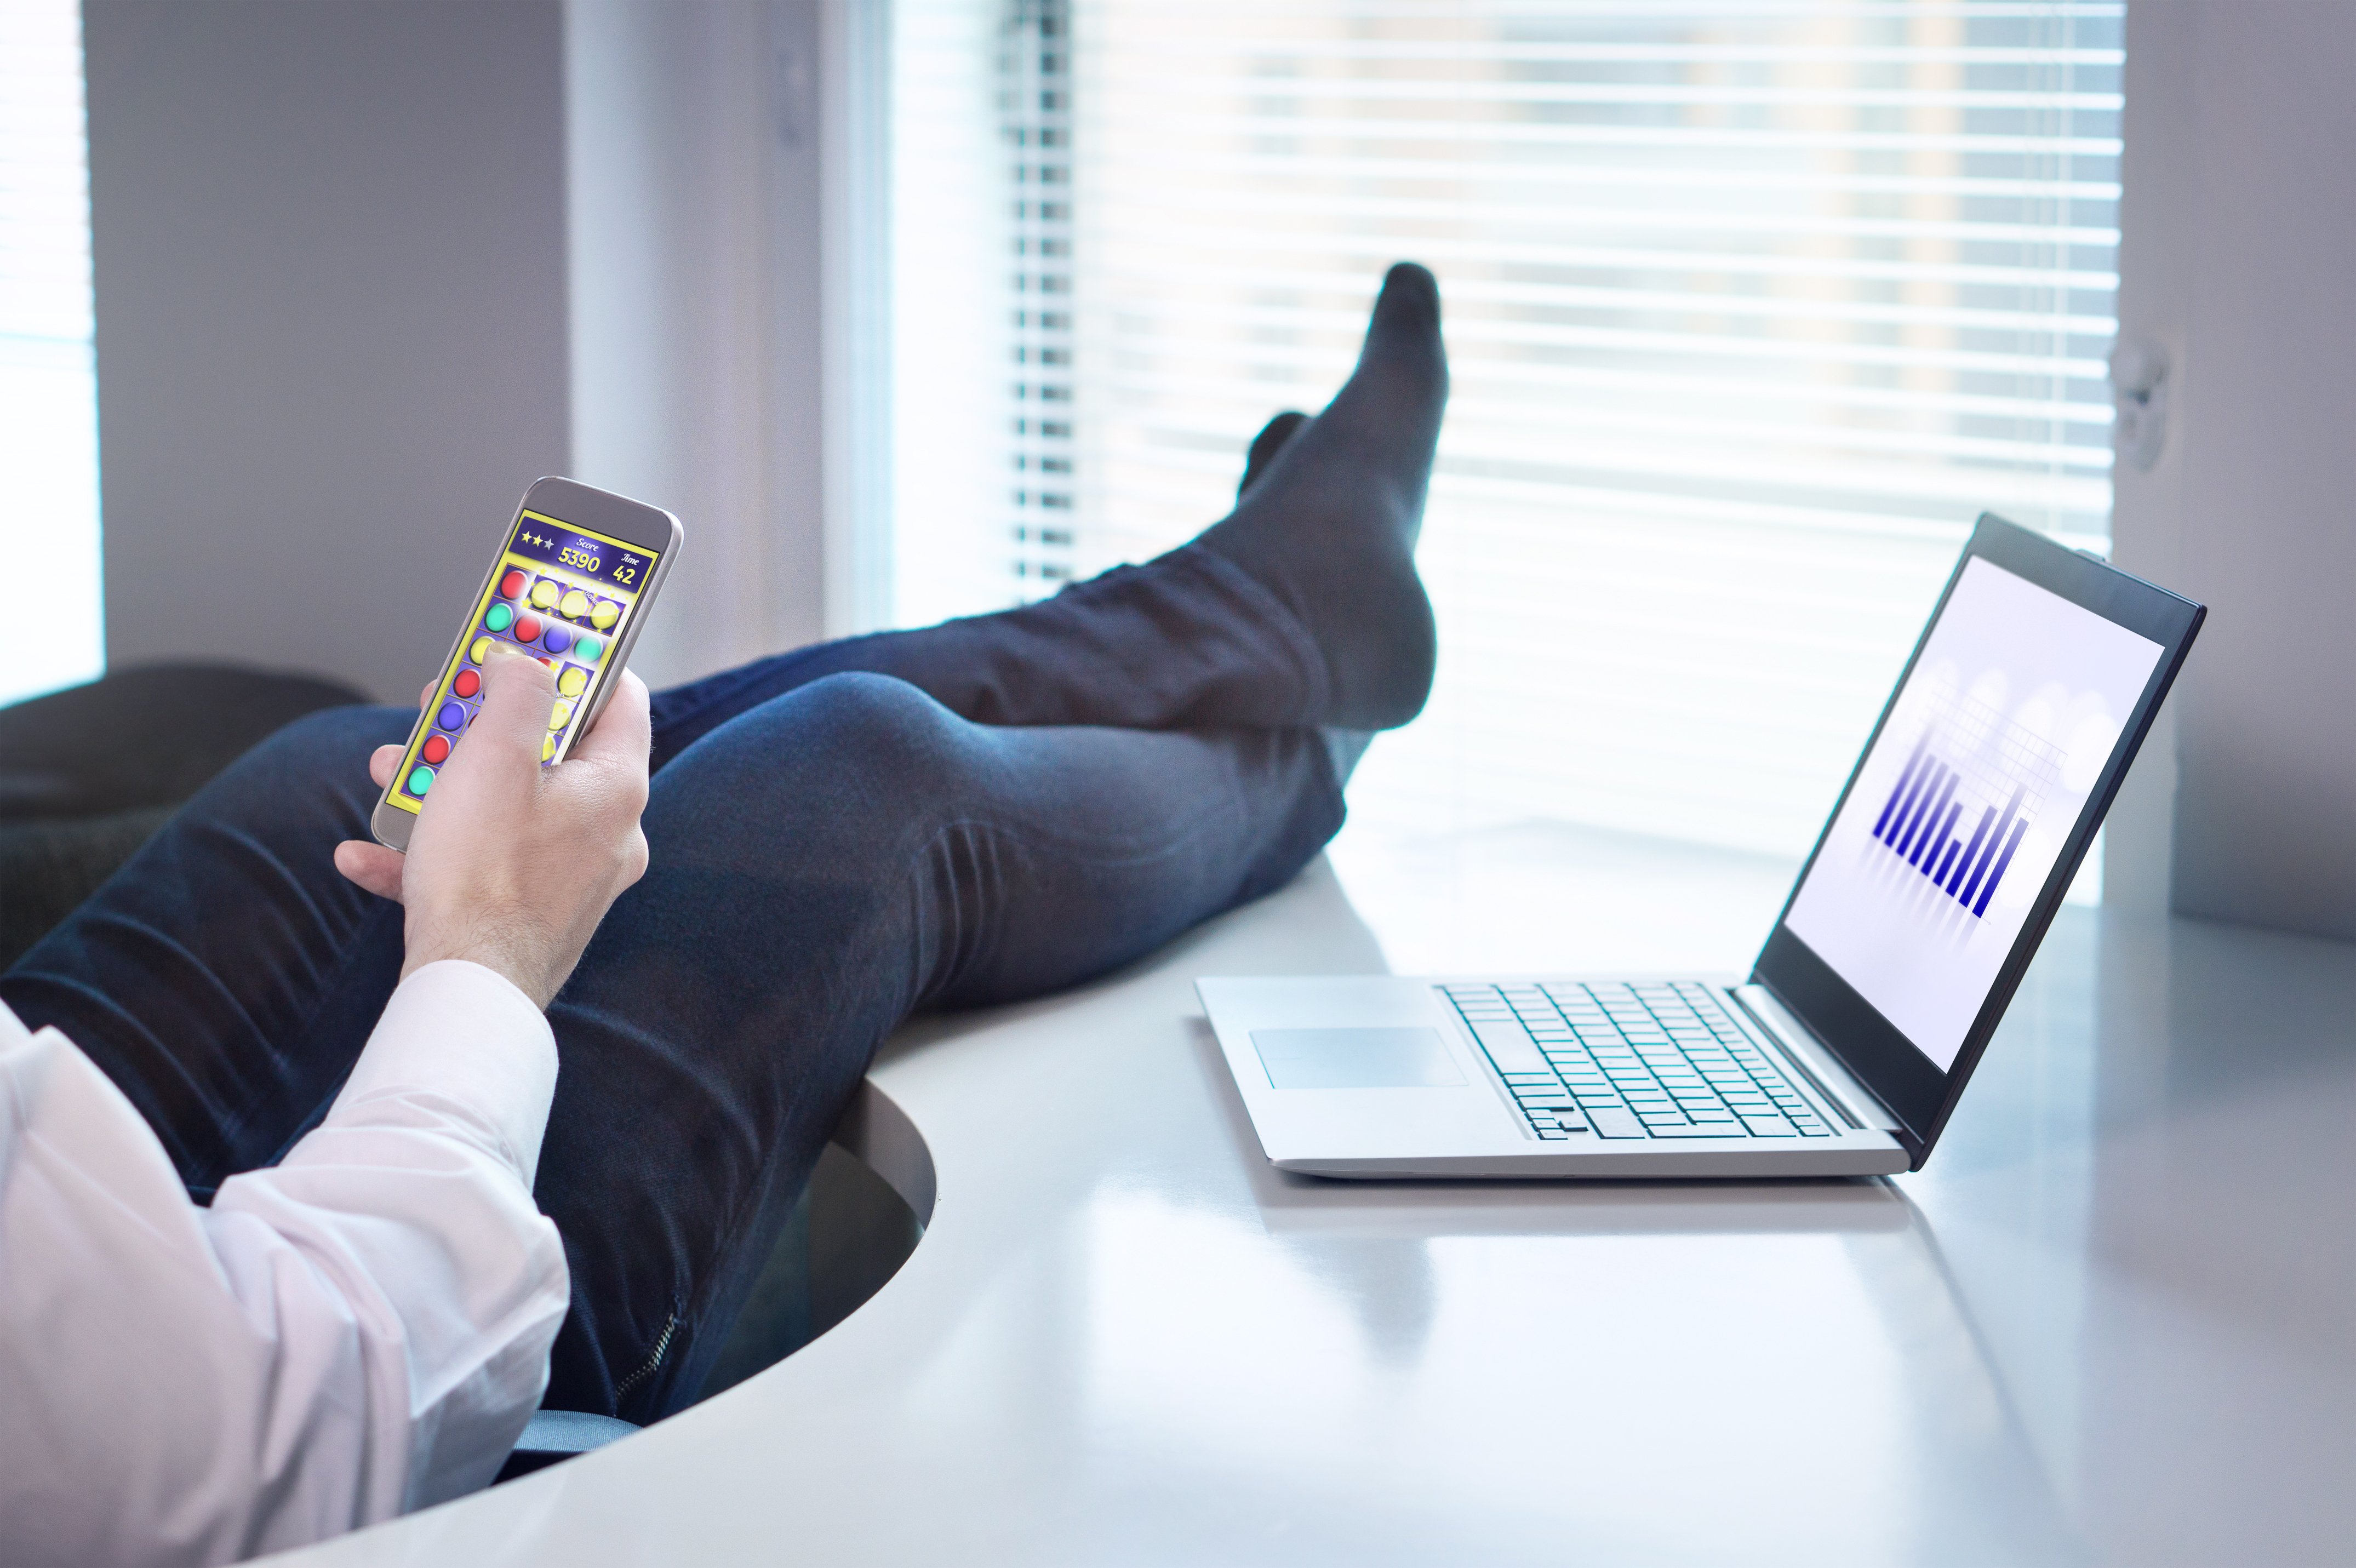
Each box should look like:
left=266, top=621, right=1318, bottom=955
left=419, top=680, right=434, bottom=712
left=450, top=643, right=559, bottom=782
left=369, top=744, right=403, bottom=791
left=334, top=839, right=405, bottom=902
left=564, top=669, right=652, bottom=774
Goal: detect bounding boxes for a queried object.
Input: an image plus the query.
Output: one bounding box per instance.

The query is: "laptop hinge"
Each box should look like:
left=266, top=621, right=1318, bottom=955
left=1730, top=985, right=1905, bottom=1133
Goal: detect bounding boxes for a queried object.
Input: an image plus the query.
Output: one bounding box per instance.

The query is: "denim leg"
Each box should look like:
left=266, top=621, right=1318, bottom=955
left=0, top=706, right=413, bottom=1194
left=538, top=672, right=1344, bottom=1419
left=2, top=549, right=1347, bottom=1413
left=648, top=545, right=1330, bottom=765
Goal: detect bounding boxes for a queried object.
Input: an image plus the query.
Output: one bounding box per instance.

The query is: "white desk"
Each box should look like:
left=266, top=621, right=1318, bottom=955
left=279, top=823, right=2356, bottom=1566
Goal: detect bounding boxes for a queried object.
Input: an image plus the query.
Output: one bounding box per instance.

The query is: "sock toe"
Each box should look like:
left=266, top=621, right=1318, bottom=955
left=1370, top=262, right=1442, bottom=344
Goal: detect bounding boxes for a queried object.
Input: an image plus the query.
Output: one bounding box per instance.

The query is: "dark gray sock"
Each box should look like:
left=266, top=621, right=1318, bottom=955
left=1197, top=262, right=1448, bottom=732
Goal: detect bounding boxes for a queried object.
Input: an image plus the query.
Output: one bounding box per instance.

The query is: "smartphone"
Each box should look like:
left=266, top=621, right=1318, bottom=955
left=370, top=477, right=684, bottom=852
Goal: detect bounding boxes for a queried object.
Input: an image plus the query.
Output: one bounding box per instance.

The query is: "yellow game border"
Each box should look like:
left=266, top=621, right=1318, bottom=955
left=382, top=511, right=662, bottom=816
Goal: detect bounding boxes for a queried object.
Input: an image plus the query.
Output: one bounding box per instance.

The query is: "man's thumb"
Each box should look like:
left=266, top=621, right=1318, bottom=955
left=466, top=643, right=560, bottom=768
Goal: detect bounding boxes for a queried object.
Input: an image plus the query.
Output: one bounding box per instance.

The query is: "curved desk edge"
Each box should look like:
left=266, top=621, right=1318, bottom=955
left=828, top=1077, right=935, bottom=1227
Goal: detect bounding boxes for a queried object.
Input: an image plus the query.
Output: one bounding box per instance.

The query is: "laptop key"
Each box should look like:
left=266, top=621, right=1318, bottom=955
left=1739, top=1114, right=1799, bottom=1137
left=1647, top=1123, right=1733, bottom=1138
left=1587, top=1107, right=1647, bottom=1138
left=1472, top=1022, right=1551, bottom=1074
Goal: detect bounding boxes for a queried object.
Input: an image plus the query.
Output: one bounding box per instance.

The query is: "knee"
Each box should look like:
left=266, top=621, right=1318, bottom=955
left=667, top=672, right=971, bottom=804
left=768, top=672, right=968, bottom=781
left=643, top=673, right=974, bottom=874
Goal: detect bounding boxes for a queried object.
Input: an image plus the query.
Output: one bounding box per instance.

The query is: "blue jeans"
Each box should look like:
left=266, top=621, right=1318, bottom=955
left=0, top=546, right=1352, bottom=1420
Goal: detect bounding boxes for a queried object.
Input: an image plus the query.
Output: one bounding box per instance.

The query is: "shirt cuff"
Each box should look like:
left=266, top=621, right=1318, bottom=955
left=327, top=959, right=559, bottom=1182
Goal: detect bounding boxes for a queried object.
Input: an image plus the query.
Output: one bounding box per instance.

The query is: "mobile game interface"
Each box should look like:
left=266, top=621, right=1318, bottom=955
left=384, top=509, right=662, bottom=816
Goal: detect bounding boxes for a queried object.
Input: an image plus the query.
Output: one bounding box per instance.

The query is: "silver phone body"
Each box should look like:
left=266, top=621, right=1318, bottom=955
left=369, top=477, right=684, bottom=852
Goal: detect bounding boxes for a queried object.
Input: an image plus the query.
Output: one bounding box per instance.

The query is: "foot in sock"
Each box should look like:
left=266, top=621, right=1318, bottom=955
left=1235, top=419, right=1376, bottom=785
left=1196, top=262, right=1448, bottom=731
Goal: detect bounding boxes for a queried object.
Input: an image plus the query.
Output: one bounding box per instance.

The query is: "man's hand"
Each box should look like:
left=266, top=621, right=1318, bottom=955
left=334, top=646, right=652, bottom=1009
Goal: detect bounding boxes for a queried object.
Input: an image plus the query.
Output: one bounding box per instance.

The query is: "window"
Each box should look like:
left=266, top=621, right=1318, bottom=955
left=889, top=2, right=2120, bottom=860
left=0, top=0, right=104, bottom=706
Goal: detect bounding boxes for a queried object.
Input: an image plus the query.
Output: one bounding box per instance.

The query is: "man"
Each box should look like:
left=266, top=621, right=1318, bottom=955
left=0, top=263, right=1446, bottom=1565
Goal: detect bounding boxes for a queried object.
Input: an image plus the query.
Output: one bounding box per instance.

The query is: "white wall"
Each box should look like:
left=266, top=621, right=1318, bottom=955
left=564, top=0, right=834, bottom=689
left=84, top=0, right=858, bottom=704
left=84, top=1, right=572, bottom=704
left=2106, top=0, right=2356, bottom=941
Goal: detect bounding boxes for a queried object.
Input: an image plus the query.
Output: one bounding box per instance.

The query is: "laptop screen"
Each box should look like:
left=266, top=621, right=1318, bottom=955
left=1780, top=556, right=2164, bottom=1072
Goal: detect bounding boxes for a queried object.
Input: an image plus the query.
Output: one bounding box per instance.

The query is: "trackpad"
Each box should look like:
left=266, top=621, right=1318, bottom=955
left=1252, top=1027, right=1465, bottom=1090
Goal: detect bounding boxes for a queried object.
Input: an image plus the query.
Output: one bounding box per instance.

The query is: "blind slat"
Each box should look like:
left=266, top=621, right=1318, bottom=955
left=1061, top=150, right=2123, bottom=201
left=890, top=0, right=2121, bottom=860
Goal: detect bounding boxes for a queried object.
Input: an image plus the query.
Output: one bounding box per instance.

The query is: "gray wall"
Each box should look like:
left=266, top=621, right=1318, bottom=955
left=85, top=0, right=571, bottom=703
left=2108, top=1, right=2356, bottom=940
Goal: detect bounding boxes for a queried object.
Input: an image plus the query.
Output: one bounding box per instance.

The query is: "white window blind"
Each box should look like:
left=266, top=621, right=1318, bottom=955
left=0, top=0, right=103, bottom=705
left=890, top=1, right=2120, bottom=859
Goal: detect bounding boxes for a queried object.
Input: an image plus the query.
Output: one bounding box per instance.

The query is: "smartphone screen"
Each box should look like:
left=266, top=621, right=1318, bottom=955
left=381, top=508, right=665, bottom=816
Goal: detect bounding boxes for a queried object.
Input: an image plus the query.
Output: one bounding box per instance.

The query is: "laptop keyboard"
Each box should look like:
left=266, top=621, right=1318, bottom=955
left=1440, top=981, right=1835, bottom=1141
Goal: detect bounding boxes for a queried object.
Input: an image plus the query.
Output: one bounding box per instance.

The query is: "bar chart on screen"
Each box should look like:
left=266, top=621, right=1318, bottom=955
left=1785, top=557, right=2165, bottom=1069
left=1866, top=708, right=2061, bottom=920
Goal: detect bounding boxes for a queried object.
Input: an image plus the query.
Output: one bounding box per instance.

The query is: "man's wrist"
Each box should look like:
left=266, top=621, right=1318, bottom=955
left=402, top=917, right=562, bottom=1010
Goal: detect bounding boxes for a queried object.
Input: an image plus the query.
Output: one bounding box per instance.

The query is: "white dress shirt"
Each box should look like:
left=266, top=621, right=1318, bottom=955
left=0, top=960, right=571, bottom=1567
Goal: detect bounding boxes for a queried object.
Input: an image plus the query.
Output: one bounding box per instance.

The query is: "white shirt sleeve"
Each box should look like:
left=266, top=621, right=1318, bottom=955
left=0, top=960, right=570, bottom=1568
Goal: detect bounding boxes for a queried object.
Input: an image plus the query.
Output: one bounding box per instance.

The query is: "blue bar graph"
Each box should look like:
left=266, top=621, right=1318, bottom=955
left=1867, top=733, right=2036, bottom=919
left=1945, top=804, right=1995, bottom=897
left=1872, top=735, right=1929, bottom=840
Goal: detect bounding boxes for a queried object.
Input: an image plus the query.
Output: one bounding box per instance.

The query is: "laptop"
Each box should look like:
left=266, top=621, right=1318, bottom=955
left=1198, top=514, right=2204, bottom=1178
